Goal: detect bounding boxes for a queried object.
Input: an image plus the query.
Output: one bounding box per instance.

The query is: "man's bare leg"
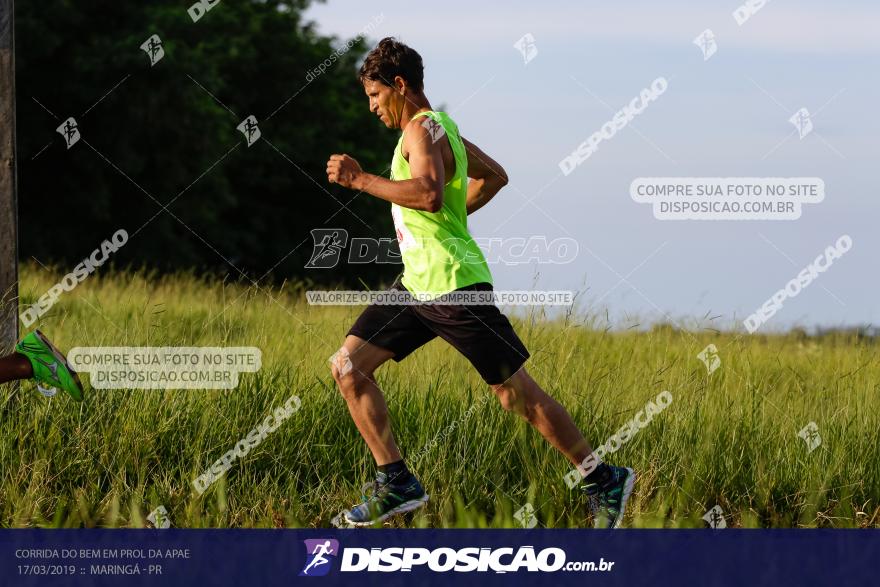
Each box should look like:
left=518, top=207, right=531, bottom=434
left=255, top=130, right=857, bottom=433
left=491, top=365, right=637, bottom=528
left=331, top=335, right=428, bottom=526
left=330, top=335, right=401, bottom=465
left=490, top=366, right=594, bottom=468
left=0, top=353, right=33, bottom=384
left=491, top=368, right=636, bottom=528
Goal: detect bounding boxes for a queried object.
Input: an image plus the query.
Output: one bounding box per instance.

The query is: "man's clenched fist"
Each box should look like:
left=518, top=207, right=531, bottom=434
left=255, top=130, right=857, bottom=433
left=326, top=154, right=363, bottom=189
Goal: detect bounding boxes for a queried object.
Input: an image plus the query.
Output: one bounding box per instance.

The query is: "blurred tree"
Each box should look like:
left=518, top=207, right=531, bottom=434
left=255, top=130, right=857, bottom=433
left=15, top=0, right=399, bottom=286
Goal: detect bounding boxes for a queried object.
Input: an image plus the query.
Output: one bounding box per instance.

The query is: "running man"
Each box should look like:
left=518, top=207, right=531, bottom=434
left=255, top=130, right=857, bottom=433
left=302, top=540, right=335, bottom=575
left=325, top=38, right=634, bottom=528
left=0, top=330, right=84, bottom=400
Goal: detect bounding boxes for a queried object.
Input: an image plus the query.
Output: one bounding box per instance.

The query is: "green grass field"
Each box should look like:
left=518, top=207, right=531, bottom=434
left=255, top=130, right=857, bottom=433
left=2, top=265, right=878, bottom=528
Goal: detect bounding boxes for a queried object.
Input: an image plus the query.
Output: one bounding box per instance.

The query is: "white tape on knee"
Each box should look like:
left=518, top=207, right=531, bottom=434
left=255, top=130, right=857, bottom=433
left=329, top=347, right=353, bottom=377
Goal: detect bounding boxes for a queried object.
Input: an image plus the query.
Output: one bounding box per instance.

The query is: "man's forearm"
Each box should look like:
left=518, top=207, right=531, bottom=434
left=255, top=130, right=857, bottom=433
left=466, top=177, right=505, bottom=215
left=354, top=173, right=441, bottom=212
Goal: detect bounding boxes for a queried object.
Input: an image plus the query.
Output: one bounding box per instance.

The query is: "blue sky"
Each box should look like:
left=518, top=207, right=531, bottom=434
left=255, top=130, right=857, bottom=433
left=303, top=0, right=879, bottom=331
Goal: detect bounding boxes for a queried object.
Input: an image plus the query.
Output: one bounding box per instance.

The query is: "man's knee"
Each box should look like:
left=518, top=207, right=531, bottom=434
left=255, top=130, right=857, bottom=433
left=330, top=347, right=370, bottom=397
left=493, top=368, right=547, bottom=418
left=492, top=381, right=534, bottom=419
left=329, top=347, right=352, bottom=379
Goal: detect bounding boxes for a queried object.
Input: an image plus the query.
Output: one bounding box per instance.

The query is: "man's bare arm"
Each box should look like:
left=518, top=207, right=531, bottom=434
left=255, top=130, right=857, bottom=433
left=326, top=119, right=445, bottom=212
left=462, top=136, right=508, bottom=215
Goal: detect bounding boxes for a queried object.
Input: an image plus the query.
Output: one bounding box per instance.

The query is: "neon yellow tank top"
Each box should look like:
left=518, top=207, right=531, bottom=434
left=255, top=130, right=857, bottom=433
left=389, top=111, right=493, bottom=298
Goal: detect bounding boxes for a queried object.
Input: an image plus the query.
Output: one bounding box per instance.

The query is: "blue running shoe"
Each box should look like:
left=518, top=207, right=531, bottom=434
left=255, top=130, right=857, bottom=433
left=339, top=472, right=428, bottom=527
left=584, top=466, right=636, bottom=529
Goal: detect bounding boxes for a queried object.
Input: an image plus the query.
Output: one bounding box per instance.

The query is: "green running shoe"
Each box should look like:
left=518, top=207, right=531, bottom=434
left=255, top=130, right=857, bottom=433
left=336, top=472, right=428, bottom=527
left=584, top=466, right=636, bottom=529
left=15, top=330, right=84, bottom=401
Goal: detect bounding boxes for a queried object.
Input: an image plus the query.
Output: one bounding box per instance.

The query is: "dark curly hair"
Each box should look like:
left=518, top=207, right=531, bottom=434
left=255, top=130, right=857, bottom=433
left=358, top=37, right=424, bottom=92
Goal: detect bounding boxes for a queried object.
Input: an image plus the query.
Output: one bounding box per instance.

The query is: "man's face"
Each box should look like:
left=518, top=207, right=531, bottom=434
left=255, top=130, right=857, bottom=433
left=363, top=78, right=403, bottom=129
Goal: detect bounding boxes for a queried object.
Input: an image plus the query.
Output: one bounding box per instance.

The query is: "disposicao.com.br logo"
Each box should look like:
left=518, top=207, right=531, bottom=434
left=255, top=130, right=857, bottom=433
left=300, top=540, right=613, bottom=575
left=300, top=539, right=340, bottom=577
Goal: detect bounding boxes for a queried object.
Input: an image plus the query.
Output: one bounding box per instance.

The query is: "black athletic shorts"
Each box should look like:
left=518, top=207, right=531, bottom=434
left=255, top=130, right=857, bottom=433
left=347, top=276, right=531, bottom=385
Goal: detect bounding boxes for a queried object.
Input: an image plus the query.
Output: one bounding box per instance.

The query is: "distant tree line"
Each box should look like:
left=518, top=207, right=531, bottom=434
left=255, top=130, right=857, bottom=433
left=15, top=0, right=399, bottom=286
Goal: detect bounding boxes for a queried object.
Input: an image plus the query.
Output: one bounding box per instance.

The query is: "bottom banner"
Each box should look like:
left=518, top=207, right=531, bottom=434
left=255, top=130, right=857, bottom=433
left=1, top=529, right=877, bottom=586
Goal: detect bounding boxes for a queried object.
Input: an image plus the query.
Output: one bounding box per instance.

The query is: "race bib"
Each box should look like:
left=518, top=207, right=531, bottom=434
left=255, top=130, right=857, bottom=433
left=391, top=205, right=418, bottom=252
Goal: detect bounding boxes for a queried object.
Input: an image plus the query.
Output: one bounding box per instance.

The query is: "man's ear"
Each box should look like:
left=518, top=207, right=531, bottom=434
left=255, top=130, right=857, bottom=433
left=393, top=75, right=406, bottom=95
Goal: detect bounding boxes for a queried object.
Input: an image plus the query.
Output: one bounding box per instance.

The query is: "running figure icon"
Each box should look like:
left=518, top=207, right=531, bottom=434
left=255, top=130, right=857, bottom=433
left=301, top=540, right=336, bottom=576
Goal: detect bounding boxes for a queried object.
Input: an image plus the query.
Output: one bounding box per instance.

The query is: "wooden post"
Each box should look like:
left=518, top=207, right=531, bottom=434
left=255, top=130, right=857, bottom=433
left=0, top=0, right=18, bottom=351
